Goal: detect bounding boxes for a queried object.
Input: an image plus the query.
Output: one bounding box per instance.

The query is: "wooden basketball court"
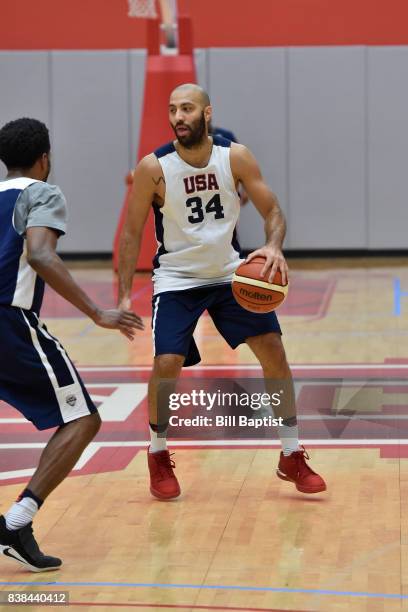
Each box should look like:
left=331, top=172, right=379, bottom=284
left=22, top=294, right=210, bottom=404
left=1, top=257, right=407, bottom=611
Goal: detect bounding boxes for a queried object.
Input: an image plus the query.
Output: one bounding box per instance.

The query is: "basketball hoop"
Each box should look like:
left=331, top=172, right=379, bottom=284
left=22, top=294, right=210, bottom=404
left=128, top=0, right=178, bottom=49
left=128, top=0, right=158, bottom=18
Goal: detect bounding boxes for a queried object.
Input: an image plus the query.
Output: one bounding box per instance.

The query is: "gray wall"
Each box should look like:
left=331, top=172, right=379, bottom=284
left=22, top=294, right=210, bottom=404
left=208, top=48, right=288, bottom=248
left=1, top=47, right=407, bottom=252
left=367, top=47, right=408, bottom=248
left=287, top=47, right=366, bottom=249
left=0, top=50, right=146, bottom=253
left=51, top=51, right=132, bottom=252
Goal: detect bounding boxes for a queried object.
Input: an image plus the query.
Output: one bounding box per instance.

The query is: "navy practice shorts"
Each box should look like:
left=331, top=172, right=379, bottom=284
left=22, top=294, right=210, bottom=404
left=0, top=305, right=97, bottom=430
left=152, top=283, right=282, bottom=367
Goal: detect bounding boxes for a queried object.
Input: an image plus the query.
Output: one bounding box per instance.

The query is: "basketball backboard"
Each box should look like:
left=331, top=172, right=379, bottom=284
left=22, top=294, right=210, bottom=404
left=128, top=0, right=178, bottom=48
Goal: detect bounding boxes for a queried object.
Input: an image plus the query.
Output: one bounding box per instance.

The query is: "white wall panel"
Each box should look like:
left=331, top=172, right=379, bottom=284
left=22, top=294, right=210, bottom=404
left=288, top=47, right=366, bottom=248
left=208, top=48, right=288, bottom=250
left=368, top=47, right=408, bottom=248
left=51, top=51, right=129, bottom=252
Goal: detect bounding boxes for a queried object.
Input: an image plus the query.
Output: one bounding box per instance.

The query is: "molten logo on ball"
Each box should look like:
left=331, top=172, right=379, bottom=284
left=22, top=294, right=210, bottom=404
left=232, top=256, right=289, bottom=313
left=239, top=287, right=272, bottom=302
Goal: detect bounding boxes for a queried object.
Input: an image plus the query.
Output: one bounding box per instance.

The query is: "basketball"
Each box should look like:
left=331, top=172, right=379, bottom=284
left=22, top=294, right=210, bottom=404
left=232, top=256, right=289, bottom=313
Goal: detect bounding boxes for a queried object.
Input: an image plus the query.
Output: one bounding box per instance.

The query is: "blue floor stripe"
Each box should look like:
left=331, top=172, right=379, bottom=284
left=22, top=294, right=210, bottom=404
left=0, top=581, right=406, bottom=600
left=393, top=276, right=408, bottom=316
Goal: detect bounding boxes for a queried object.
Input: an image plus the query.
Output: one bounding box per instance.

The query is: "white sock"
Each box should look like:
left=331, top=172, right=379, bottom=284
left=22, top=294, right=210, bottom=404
left=5, top=497, right=39, bottom=530
left=279, top=424, right=300, bottom=456
left=149, top=425, right=168, bottom=453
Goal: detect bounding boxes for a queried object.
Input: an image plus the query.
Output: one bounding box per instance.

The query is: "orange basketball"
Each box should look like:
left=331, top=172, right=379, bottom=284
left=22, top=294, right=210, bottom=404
left=232, top=256, right=289, bottom=313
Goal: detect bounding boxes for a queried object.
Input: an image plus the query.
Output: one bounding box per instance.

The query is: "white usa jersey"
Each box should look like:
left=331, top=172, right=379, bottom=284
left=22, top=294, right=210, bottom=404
left=152, top=135, right=243, bottom=295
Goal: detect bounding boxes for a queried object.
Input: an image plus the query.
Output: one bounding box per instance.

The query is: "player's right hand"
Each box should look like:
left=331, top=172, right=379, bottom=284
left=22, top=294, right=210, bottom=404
left=93, top=308, right=144, bottom=341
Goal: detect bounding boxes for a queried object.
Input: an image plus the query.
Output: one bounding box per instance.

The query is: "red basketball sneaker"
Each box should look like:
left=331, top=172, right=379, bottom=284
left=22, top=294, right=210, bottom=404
left=276, top=446, right=326, bottom=494
left=147, top=448, right=181, bottom=500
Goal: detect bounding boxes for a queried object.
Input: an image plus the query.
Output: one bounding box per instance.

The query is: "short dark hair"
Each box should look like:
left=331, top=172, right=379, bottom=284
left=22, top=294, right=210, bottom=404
left=0, top=117, right=50, bottom=170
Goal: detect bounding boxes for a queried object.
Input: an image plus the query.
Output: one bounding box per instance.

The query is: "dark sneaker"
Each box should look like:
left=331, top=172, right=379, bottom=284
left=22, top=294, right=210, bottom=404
left=0, top=515, right=62, bottom=572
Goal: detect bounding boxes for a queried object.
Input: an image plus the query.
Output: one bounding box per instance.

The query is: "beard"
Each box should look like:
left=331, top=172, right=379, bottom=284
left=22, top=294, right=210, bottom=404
left=173, top=111, right=207, bottom=149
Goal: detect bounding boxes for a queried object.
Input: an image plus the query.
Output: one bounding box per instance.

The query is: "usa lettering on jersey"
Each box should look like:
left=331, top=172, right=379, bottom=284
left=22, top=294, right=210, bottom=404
left=183, top=173, right=220, bottom=194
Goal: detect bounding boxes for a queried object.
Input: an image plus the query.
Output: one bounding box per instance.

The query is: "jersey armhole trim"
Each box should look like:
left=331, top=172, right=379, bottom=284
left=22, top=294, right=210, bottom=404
left=154, top=142, right=176, bottom=159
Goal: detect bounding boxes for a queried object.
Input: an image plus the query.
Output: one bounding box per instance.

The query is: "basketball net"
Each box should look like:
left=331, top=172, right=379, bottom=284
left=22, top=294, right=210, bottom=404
left=128, top=0, right=178, bottom=49
left=128, top=0, right=158, bottom=18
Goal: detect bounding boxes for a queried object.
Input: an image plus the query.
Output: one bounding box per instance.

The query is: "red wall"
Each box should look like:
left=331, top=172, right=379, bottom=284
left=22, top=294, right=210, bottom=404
left=1, top=0, right=408, bottom=49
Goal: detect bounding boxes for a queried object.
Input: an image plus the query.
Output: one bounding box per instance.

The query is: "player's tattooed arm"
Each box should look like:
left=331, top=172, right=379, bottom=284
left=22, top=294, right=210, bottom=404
left=152, top=175, right=166, bottom=186
left=230, top=143, right=288, bottom=284
left=118, top=154, right=161, bottom=309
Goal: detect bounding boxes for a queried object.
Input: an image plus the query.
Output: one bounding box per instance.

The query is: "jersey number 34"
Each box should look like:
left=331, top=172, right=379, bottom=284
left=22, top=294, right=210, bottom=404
left=186, top=194, right=225, bottom=224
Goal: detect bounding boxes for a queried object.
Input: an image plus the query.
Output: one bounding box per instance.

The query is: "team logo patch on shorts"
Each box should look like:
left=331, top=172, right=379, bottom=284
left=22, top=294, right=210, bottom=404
left=66, top=395, right=77, bottom=407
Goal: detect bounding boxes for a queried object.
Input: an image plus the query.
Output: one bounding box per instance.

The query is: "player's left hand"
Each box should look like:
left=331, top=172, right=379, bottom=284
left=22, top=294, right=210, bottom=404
left=246, top=246, right=289, bottom=285
left=93, top=308, right=144, bottom=341
left=117, top=296, right=142, bottom=340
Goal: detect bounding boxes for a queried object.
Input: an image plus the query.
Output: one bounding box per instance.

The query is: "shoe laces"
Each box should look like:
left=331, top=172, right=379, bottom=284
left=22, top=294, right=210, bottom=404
left=299, top=445, right=310, bottom=461
left=294, top=446, right=316, bottom=476
left=156, top=452, right=176, bottom=479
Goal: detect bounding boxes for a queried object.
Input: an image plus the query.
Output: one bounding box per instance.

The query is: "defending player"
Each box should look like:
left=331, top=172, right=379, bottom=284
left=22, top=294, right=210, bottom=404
left=0, top=118, right=143, bottom=571
left=118, top=84, right=326, bottom=500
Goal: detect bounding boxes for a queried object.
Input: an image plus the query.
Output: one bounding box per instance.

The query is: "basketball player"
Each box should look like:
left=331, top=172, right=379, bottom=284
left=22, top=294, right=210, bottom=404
left=0, top=118, right=143, bottom=571
left=118, top=84, right=326, bottom=499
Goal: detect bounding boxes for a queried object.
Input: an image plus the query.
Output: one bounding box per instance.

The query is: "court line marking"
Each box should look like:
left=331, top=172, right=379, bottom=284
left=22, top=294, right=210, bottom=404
left=77, top=364, right=408, bottom=372
left=3, top=414, right=408, bottom=424
left=0, top=468, right=34, bottom=479
left=0, top=581, right=406, bottom=600
left=69, top=603, right=305, bottom=611
left=394, top=277, right=408, bottom=316
left=0, top=444, right=98, bottom=480
left=0, top=439, right=407, bottom=450
left=0, top=439, right=402, bottom=480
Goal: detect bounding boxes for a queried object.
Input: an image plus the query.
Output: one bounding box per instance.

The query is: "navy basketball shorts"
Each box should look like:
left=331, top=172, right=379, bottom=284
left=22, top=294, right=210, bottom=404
left=0, top=306, right=97, bottom=430
left=152, top=283, right=282, bottom=367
